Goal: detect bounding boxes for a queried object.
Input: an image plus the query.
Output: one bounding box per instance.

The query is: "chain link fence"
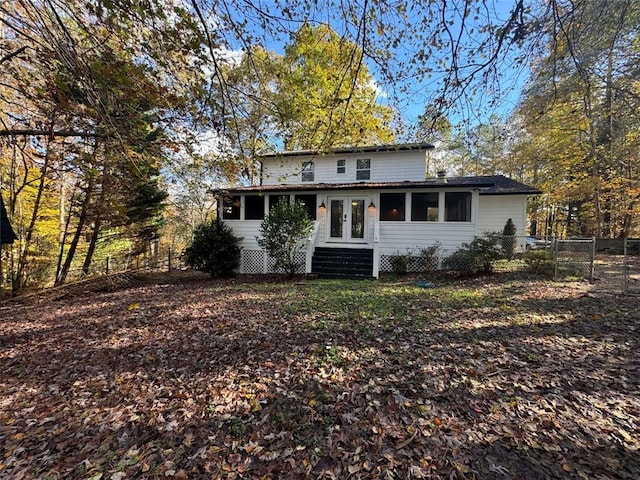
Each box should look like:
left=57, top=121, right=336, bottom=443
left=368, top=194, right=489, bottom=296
left=623, top=239, right=640, bottom=294
left=553, top=238, right=595, bottom=280
left=58, top=247, right=186, bottom=285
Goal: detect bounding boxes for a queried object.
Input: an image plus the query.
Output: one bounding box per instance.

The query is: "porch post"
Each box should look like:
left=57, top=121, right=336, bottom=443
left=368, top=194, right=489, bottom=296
left=372, top=220, right=380, bottom=278
left=304, top=221, right=319, bottom=276
left=472, top=189, right=480, bottom=235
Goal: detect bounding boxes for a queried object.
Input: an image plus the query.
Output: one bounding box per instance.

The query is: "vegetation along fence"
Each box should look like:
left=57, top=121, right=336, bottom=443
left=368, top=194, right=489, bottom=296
left=65, top=248, right=186, bottom=280
left=4, top=237, right=640, bottom=297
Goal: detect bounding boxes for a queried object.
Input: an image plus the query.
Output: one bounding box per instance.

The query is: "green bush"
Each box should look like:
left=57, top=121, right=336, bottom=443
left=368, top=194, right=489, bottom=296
left=257, top=201, right=313, bottom=277
left=185, top=219, right=242, bottom=277
left=418, top=242, right=441, bottom=271
left=523, top=249, right=554, bottom=275
left=502, top=218, right=517, bottom=260
left=389, top=250, right=410, bottom=275
left=443, top=232, right=502, bottom=275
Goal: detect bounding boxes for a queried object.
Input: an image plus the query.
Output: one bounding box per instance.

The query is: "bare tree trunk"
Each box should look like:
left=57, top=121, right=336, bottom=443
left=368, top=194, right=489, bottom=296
left=55, top=177, right=93, bottom=286
left=54, top=180, right=77, bottom=282
left=82, top=213, right=101, bottom=275
left=82, top=162, right=109, bottom=275
left=13, top=137, right=53, bottom=294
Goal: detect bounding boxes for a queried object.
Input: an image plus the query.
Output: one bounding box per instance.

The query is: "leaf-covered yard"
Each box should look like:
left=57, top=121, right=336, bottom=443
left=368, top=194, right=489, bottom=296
left=1, top=273, right=638, bottom=479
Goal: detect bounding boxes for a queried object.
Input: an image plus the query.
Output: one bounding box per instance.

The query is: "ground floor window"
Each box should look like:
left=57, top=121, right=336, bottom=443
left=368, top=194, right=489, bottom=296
left=445, top=192, right=471, bottom=222
left=222, top=195, right=241, bottom=219
left=411, top=192, right=439, bottom=221
left=245, top=195, right=264, bottom=220
left=269, top=194, right=290, bottom=212
left=295, top=194, right=317, bottom=220
left=380, top=193, right=405, bottom=221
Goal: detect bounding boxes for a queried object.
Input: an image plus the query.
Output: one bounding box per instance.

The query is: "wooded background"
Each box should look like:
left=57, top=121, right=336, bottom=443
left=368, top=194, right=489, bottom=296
left=1, top=0, right=638, bottom=293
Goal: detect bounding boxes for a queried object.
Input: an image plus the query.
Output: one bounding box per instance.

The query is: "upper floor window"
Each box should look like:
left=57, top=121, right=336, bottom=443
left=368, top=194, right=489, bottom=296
left=222, top=195, right=241, bottom=219
left=301, top=161, right=314, bottom=182
left=356, top=158, right=371, bottom=180
left=337, top=159, right=346, bottom=174
left=411, top=192, right=439, bottom=221
left=380, top=193, right=405, bottom=221
left=445, top=192, right=471, bottom=222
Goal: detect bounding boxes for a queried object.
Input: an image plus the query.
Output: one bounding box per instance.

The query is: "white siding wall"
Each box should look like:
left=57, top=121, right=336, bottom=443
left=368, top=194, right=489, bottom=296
left=378, top=222, right=476, bottom=256
left=476, top=195, right=527, bottom=236
left=261, top=150, right=427, bottom=185
left=222, top=191, right=530, bottom=274
left=223, top=192, right=528, bottom=252
left=225, top=220, right=262, bottom=249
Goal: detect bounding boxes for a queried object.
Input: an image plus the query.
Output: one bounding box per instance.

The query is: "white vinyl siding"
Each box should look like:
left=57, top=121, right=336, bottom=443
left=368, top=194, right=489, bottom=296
left=261, top=150, right=427, bottom=185
left=220, top=189, right=532, bottom=275
left=378, top=221, right=476, bottom=257
left=222, top=219, right=262, bottom=248
left=476, top=195, right=527, bottom=236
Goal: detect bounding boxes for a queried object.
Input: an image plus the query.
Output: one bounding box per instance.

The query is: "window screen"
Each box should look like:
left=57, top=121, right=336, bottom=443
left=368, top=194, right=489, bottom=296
left=380, top=193, right=405, bottom=221
left=268, top=194, right=290, bottom=212
left=295, top=194, right=317, bottom=220
left=445, top=192, right=471, bottom=222
left=222, top=195, right=241, bottom=219
left=245, top=195, right=264, bottom=220
left=411, top=192, right=439, bottom=221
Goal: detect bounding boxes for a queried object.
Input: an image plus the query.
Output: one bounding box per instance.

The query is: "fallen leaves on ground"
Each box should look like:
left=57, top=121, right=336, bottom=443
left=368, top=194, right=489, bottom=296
left=0, top=272, right=638, bottom=479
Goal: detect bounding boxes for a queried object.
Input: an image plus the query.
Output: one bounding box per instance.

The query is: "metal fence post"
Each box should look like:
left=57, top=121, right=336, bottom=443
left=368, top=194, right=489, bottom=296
left=168, top=248, right=172, bottom=272
left=553, top=236, right=558, bottom=279
left=106, top=256, right=110, bottom=274
left=623, top=238, right=628, bottom=294
left=590, top=236, right=596, bottom=281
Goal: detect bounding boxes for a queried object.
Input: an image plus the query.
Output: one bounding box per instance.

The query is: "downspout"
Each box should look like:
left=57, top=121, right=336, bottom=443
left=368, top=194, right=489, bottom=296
left=371, top=192, right=380, bottom=278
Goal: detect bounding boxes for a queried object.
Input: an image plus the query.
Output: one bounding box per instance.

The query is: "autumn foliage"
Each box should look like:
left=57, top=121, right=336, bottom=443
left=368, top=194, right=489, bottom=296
left=0, top=273, right=638, bottom=479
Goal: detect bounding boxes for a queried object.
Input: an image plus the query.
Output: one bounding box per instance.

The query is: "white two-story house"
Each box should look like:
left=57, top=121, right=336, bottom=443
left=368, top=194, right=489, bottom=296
left=213, top=143, right=540, bottom=278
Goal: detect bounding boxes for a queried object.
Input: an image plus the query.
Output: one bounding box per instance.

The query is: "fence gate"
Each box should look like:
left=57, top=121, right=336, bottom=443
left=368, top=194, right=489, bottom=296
left=553, top=238, right=595, bottom=280
left=624, top=239, right=640, bottom=294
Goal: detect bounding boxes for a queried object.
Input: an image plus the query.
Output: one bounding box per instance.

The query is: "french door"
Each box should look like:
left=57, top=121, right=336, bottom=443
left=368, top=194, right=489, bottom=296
left=327, top=196, right=367, bottom=242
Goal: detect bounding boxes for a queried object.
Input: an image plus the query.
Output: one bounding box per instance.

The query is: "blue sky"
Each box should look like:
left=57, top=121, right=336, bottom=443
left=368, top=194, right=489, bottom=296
left=217, top=0, right=530, bottom=134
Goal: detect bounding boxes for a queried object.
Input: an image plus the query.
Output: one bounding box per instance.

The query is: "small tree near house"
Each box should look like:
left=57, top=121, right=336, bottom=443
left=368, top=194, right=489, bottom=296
left=257, top=201, right=313, bottom=278
left=185, top=219, right=242, bottom=277
left=502, top=218, right=517, bottom=260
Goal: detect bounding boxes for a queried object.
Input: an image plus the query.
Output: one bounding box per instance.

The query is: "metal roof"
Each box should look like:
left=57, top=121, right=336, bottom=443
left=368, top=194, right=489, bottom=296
left=212, top=175, right=542, bottom=196
left=258, top=142, right=435, bottom=158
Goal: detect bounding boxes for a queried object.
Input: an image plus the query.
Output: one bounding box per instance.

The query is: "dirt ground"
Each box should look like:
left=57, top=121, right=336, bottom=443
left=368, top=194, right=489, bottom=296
left=593, top=254, right=640, bottom=294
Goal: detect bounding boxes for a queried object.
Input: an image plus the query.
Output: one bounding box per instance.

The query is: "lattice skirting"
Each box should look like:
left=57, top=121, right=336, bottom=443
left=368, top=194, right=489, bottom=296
left=241, top=250, right=266, bottom=274
left=379, top=255, right=439, bottom=273
left=241, top=249, right=306, bottom=274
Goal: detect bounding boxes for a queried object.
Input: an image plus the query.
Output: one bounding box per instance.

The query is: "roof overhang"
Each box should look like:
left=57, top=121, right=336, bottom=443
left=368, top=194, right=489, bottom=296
left=211, top=176, right=542, bottom=196
left=258, top=142, right=435, bottom=159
